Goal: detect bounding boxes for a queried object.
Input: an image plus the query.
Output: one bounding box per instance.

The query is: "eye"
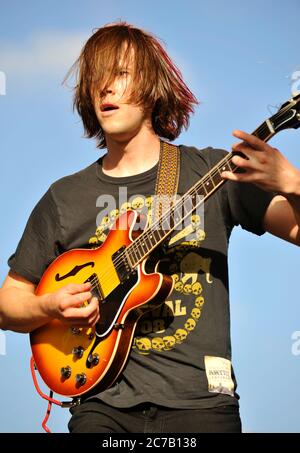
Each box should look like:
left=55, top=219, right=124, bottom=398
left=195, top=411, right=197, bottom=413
left=119, top=70, right=129, bottom=76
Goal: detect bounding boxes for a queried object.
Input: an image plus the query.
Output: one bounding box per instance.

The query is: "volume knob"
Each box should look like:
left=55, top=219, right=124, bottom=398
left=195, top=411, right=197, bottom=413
left=72, top=346, right=84, bottom=358
left=61, top=366, right=71, bottom=379
left=75, top=373, right=87, bottom=386
left=88, top=353, right=99, bottom=366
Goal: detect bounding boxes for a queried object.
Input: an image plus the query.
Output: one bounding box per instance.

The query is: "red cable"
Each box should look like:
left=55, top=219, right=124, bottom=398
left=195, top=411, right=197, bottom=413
left=30, top=356, right=63, bottom=433
left=42, top=398, right=53, bottom=433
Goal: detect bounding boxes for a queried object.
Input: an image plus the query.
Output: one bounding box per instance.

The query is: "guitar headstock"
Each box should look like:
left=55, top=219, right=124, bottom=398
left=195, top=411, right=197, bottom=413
left=273, top=93, right=300, bottom=132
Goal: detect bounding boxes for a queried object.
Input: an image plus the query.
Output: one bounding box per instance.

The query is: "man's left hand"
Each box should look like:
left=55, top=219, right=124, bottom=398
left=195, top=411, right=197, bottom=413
left=221, top=129, right=300, bottom=196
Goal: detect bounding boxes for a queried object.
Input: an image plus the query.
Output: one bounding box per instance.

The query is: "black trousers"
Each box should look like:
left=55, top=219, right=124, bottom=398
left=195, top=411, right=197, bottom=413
left=68, top=399, right=242, bottom=433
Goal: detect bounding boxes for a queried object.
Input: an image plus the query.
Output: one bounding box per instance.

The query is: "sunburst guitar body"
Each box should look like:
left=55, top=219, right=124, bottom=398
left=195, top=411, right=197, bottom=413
left=30, top=210, right=173, bottom=397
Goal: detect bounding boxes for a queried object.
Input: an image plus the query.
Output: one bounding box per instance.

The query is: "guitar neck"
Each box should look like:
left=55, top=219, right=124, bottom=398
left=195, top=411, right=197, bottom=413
left=123, top=118, right=277, bottom=269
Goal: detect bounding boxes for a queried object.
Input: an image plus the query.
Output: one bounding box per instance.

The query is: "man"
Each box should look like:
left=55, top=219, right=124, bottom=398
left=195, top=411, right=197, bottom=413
left=0, top=22, right=299, bottom=433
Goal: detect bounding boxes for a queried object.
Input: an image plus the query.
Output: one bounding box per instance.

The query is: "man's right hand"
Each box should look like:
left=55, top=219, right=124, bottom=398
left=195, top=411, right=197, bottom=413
left=0, top=272, right=100, bottom=333
left=44, top=282, right=100, bottom=327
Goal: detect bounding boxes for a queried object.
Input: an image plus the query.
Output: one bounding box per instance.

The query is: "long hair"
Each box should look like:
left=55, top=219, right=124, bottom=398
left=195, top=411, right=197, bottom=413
left=64, top=21, right=199, bottom=149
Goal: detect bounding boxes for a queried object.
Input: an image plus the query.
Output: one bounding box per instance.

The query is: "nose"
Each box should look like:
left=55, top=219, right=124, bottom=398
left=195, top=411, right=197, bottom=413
left=100, top=84, right=115, bottom=101
left=102, top=77, right=117, bottom=95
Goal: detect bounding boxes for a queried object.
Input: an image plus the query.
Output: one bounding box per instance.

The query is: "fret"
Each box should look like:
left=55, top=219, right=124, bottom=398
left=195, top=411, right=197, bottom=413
left=216, top=157, right=233, bottom=175
left=172, top=206, right=180, bottom=229
left=151, top=195, right=171, bottom=223
left=125, top=249, right=133, bottom=269
left=190, top=192, right=198, bottom=209
left=203, top=178, right=214, bottom=192
left=217, top=163, right=226, bottom=176
left=198, top=180, right=208, bottom=196
left=137, top=237, right=148, bottom=260
left=173, top=203, right=183, bottom=227
left=129, top=243, right=139, bottom=266
left=156, top=223, right=168, bottom=239
left=152, top=228, right=162, bottom=242
left=196, top=181, right=210, bottom=198
left=181, top=194, right=194, bottom=220
left=131, top=227, right=164, bottom=264
left=167, top=210, right=175, bottom=230
left=161, top=215, right=171, bottom=232
left=253, top=121, right=273, bottom=141
left=211, top=168, right=223, bottom=186
left=144, top=235, right=153, bottom=254
left=208, top=172, right=216, bottom=187
left=225, top=158, right=234, bottom=172
left=146, top=230, right=156, bottom=249
left=135, top=242, right=143, bottom=262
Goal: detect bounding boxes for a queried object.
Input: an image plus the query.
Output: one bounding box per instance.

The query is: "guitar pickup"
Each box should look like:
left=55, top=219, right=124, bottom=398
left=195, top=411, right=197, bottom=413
left=112, top=246, right=133, bottom=283
left=84, top=273, right=104, bottom=300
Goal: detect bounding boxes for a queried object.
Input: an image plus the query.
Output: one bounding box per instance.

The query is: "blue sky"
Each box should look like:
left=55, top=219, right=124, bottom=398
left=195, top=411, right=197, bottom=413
left=0, top=0, right=299, bottom=433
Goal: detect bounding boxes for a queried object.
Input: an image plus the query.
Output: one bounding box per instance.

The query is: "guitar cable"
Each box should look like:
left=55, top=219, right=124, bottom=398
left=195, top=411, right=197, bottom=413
left=30, top=356, right=63, bottom=433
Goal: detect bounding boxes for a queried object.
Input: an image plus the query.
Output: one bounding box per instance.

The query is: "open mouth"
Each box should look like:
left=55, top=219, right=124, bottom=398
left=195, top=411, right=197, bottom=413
left=100, top=104, right=119, bottom=112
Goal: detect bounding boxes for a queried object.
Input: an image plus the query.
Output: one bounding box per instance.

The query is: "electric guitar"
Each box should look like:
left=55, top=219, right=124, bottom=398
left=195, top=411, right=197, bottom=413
left=30, top=94, right=300, bottom=397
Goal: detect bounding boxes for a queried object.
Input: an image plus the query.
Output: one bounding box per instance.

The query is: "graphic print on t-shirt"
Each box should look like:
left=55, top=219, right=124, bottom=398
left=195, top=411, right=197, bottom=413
left=89, top=194, right=213, bottom=355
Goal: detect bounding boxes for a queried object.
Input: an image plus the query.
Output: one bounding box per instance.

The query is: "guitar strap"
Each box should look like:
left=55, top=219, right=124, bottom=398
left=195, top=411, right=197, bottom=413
left=152, top=140, right=180, bottom=223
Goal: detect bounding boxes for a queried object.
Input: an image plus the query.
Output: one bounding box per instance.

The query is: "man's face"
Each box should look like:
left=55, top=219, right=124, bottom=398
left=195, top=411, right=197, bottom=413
left=92, top=53, right=152, bottom=143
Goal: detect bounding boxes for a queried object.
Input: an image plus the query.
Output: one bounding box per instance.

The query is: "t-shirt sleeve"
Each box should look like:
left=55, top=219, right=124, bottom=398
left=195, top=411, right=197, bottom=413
left=225, top=179, right=276, bottom=235
left=7, top=187, right=63, bottom=284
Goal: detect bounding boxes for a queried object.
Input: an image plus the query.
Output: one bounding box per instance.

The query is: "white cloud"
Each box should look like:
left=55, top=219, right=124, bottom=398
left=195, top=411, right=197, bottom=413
left=0, top=30, right=89, bottom=78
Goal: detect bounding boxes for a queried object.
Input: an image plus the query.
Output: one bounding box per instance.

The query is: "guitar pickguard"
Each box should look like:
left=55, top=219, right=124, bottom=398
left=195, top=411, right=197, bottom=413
left=95, top=269, right=138, bottom=338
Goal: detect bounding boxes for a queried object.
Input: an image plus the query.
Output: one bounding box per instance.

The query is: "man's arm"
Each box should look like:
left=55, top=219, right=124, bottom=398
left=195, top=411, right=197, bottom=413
left=263, top=194, right=300, bottom=245
left=221, top=130, right=300, bottom=245
left=0, top=272, right=100, bottom=333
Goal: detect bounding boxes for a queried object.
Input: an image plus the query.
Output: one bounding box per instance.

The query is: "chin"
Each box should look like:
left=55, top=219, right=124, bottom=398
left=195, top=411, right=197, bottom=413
left=106, top=126, right=141, bottom=143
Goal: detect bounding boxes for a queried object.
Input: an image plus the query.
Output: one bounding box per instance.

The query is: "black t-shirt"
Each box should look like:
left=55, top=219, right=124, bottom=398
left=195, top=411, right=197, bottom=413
left=8, top=144, right=275, bottom=409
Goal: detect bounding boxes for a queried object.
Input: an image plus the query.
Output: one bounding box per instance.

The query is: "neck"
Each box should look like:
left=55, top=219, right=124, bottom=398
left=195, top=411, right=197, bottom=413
left=103, top=129, right=161, bottom=177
